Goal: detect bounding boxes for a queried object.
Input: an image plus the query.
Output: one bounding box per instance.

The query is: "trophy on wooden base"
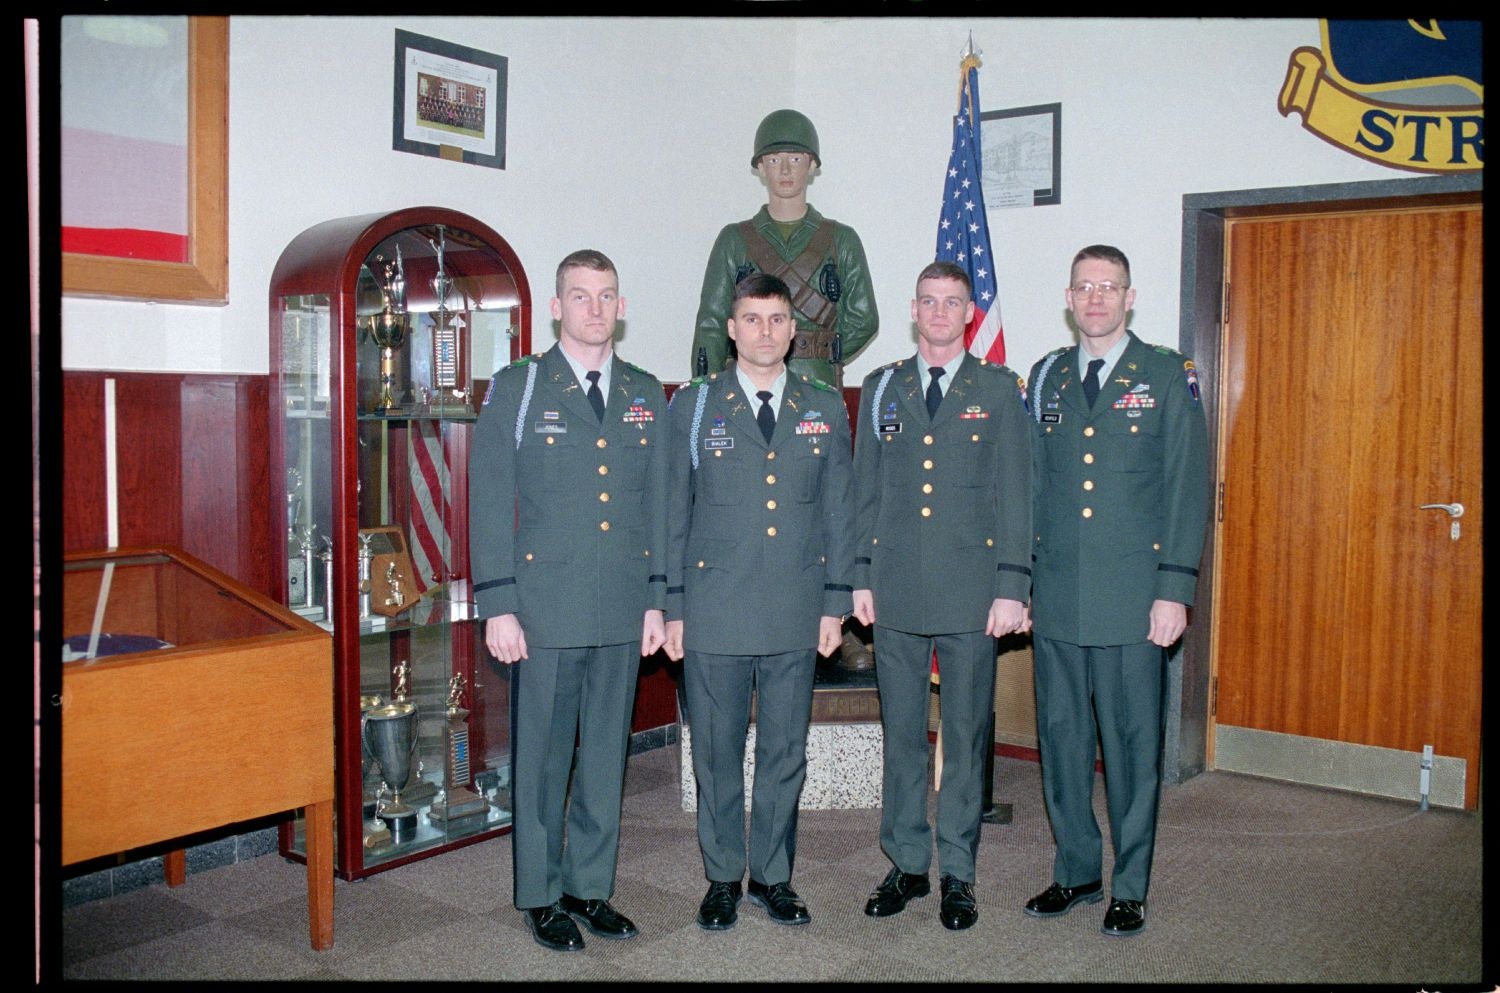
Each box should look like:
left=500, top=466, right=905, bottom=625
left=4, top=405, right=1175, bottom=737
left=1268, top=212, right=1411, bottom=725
left=363, top=661, right=419, bottom=843
left=428, top=673, right=489, bottom=825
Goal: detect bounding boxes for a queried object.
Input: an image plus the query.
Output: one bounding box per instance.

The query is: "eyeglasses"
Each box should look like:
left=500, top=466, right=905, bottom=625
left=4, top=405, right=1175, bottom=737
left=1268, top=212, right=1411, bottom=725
left=1069, top=281, right=1128, bottom=299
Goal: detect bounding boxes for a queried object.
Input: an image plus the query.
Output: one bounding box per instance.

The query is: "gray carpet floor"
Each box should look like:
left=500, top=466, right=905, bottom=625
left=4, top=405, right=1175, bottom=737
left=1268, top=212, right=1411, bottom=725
left=58, top=743, right=1484, bottom=984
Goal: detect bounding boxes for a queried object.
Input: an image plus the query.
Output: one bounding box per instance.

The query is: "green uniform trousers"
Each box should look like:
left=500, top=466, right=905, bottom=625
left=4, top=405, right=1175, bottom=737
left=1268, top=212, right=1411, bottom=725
left=875, top=626, right=996, bottom=883
left=682, top=648, right=816, bottom=886
left=510, top=642, right=640, bottom=910
left=1032, top=634, right=1165, bottom=902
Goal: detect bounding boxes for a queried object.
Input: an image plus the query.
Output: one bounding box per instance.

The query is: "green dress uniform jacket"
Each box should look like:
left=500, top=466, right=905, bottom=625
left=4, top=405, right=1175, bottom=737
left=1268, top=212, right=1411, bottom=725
left=470, top=344, right=668, bottom=645
left=692, top=205, right=878, bottom=386
left=852, top=352, right=1033, bottom=633
left=1027, top=332, right=1209, bottom=646
left=665, top=363, right=855, bottom=654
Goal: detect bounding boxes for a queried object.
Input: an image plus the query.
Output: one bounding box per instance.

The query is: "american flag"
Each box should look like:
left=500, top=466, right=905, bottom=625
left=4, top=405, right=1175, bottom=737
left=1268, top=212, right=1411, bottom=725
left=934, top=52, right=1006, bottom=366
left=407, top=419, right=450, bottom=594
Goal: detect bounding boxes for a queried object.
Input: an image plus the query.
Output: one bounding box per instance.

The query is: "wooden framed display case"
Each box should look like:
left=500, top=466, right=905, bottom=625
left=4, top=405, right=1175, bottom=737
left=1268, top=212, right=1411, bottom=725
left=61, top=545, right=335, bottom=950
left=269, top=206, right=531, bottom=879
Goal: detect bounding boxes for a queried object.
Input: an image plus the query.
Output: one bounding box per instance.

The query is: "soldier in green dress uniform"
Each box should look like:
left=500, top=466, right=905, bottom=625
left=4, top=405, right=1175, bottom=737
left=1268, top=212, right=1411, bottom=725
left=1022, top=245, right=1209, bottom=938
left=469, top=250, right=668, bottom=952
left=663, top=273, right=855, bottom=932
left=851, top=261, right=1033, bottom=931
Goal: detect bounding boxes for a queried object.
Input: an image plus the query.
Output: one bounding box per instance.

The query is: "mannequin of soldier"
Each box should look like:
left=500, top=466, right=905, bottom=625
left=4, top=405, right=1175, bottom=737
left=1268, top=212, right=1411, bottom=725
left=692, top=108, right=878, bottom=671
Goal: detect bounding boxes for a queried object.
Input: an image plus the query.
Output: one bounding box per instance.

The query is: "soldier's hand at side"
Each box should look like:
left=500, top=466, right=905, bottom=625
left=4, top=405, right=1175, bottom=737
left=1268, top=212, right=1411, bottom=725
left=1148, top=599, right=1188, bottom=647
left=485, top=614, right=528, bottom=664
left=663, top=620, right=685, bottom=662
left=818, top=615, right=842, bottom=657
left=852, top=589, right=876, bottom=626
left=985, top=598, right=1027, bottom=637
left=641, top=609, right=666, bottom=657
left=1018, top=603, right=1033, bottom=635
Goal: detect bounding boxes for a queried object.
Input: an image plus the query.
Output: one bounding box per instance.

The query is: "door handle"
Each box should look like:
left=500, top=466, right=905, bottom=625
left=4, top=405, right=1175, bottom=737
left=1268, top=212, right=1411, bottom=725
left=1418, top=502, right=1464, bottom=518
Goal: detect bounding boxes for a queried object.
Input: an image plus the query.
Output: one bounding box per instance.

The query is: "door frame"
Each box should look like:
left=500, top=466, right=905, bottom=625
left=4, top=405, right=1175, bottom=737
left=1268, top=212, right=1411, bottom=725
left=1164, top=172, right=1483, bottom=786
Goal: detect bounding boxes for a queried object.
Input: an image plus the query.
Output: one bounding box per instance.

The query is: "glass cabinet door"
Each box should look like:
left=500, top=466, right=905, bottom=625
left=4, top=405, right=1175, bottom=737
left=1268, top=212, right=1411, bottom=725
left=271, top=209, right=531, bottom=878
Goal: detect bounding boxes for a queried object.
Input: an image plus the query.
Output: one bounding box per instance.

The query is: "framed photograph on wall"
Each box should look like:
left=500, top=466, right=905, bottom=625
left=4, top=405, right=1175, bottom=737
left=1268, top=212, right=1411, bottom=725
left=392, top=29, right=507, bottom=170
left=978, top=103, right=1061, bottom=210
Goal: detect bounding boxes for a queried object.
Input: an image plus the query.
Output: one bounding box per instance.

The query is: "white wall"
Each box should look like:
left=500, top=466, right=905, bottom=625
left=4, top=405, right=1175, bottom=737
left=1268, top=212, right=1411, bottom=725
left=61, top=16, right=1425, bottom=383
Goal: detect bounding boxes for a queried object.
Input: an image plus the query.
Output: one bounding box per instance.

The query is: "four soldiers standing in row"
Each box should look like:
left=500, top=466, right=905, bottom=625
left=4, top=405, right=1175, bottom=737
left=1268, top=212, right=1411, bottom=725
left=469, top=109, right=1208, bottom=951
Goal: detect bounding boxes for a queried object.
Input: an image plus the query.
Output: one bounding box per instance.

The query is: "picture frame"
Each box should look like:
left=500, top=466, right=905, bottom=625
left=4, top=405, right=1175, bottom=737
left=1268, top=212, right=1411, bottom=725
left=392, top=29, right=507, bottom=170
left=62, top=16, right=228, bottom=302
left=978, top=102, right=1061, bottom=210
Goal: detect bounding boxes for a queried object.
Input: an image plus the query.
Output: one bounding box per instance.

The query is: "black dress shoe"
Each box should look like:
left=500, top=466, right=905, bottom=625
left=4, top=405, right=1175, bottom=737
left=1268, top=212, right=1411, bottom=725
left=864, top=867, right=931, bottom=917
left=939, top=874, right=978, bottom=931
left=696, top=880, right=742, bottom=931
left=560, top=894, right=638, bottom=939
left=747, top=879, right=811, bottom=925
left=523, top=903, right=585, bottom=951
left=1101, top=898, right=1146, bottom=936
left=1023, top=880, right=1104, bottom=918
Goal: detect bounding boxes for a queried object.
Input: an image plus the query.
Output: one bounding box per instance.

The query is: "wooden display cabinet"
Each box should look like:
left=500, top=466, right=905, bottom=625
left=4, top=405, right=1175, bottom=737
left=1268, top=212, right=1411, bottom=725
left=61, top=545, right=335, bottom=950
left=269, top=207, right=532, bottom=879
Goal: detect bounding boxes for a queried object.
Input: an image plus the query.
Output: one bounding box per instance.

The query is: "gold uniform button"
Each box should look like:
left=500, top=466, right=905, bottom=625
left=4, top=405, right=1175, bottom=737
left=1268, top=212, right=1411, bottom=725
left=767, top=499, right=777, bottom=510
left=598, top=465, right=609, bottom=475
left=1045, top=426, right=1053, bottom=434
left=972, top=434, right=980, bottom=442
left=600, top=521, right=610, bottom=531
left=1082, top=507, right=1093, bottom=518
left=766, top=474, right=776, bottom=485
left=921, top=507, right=932, bottom=518
left=1083, top=453, right=1094, bottom=464
left=767, top=451, right=777, bottom=460
left=600, top=492, right=610, bottom=502
left=813, top=447, right=820, bottom=455
left=1084, top=426, right=1095, bottom=437
left=715, top=450, right=723, bottom=457
left=640, top=436, right=648, bottom=445
left=924, top=435, right=935, bottom=445
left=923, top=459, right=934, bottom=470
left=922, top=483, right=933, bottom=494
left=697, top=560, right=705, bottom=568
left=1083, top=480, right=1094, bottom=491
left=767, top=526, right=778, bottom=537
left=525, top=553, right=534, bottom=561
left=1131, top=425, right=1139, bottom=433
left=596, top=438, right=608, bottom=449
left=1153, top=543, right=1161, bottom=551
left=986, top=538, right=994, bottom=547
left=546, top=436, right=556, bottom=445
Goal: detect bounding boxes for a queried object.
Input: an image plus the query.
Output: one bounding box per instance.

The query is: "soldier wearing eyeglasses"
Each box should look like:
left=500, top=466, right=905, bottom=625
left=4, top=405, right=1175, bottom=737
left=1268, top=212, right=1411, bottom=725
left=1022, top=245, right=1209, bottom=938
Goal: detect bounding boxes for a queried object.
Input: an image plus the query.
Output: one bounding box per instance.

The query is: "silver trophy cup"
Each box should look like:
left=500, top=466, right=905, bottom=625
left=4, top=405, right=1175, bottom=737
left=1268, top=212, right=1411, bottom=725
left=362, top=699, right=420, bottom=842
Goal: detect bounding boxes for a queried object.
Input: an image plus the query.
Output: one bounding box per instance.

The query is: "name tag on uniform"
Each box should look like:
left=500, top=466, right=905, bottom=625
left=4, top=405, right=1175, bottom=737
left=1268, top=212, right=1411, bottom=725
left=705, top=437, right=734, bottom=450
left=534, top=421, right=567, bottom=434
left=877, top=422, right=902, bottom=434
left=1040, top=412, right=1062, bottom=423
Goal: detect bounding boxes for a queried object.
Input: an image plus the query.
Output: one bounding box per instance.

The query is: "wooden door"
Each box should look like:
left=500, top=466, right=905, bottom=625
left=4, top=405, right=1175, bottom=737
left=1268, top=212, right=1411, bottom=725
left=1213, top=205, right=1482, bottom=808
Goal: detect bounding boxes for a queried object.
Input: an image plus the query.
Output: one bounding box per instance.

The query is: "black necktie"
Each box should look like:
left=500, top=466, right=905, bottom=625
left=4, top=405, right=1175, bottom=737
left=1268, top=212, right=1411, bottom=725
left=926, top=367, right=945, bottom=419
left=586, top=370, right=605, bottom=421
left=756, top=390, right=776, bottom=443
left=1083, top=359, right=1104, bottom=408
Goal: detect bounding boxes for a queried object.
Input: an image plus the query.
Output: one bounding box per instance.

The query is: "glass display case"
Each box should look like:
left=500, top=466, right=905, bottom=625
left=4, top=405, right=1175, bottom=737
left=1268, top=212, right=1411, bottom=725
left=269, top=206, right=532, bottom=879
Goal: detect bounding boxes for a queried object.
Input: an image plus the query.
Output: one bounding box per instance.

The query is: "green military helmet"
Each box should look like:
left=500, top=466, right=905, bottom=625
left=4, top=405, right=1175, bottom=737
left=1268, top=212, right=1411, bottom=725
left=752, top=109, right=821, bottom=168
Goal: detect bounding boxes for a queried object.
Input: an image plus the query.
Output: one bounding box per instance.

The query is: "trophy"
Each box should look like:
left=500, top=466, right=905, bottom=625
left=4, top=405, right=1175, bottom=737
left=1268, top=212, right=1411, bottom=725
left=365, top=246, right=409, bottom=414
left=426, top=226, right=472, bottom=414
left=427, top=673, right=489, bottom=824
left=357, top=531, right=374, bottom=619
left=359, top=694, right=385, bottom=818
left=362, top=661, right=419, bottom=843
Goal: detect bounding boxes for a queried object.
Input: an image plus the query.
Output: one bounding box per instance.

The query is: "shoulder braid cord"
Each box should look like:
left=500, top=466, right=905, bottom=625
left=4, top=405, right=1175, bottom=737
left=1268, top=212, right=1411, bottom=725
left=1033, top=351, right=1062, bottom=423
left=869, top=367, right=895, bottom=430
left=688, top=383, right=711, bottom=471
left=513, top=360, right=540, bottom=450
